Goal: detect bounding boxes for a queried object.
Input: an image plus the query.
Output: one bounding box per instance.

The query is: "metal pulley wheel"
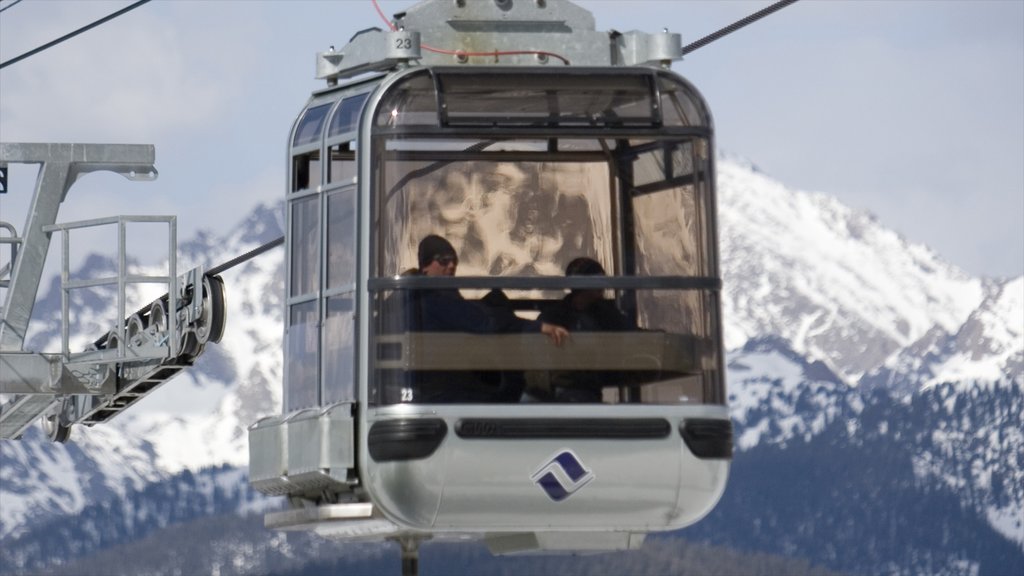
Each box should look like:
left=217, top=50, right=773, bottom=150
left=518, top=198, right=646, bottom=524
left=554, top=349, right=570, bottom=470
left=105, top=329, right=121, bottom=355
left=149, top=299, right=167, bottom=335
left=195, top=275, right=227, bottom=345
left=41, top=399, right=73, bottom=443
left=126, top=314, right=145, bottom=348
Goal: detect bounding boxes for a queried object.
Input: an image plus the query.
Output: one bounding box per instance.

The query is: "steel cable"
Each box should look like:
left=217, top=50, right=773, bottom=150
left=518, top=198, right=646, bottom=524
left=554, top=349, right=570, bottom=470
left=682, top=0, right=800, bottom=55
left=0, top=0, right=151, bottom=70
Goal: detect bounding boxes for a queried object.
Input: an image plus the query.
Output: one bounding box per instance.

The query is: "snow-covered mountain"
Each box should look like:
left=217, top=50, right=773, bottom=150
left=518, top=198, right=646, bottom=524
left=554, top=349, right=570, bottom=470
left=1, top=155, right=1020, bottom=574
left=717, top=155, right=1017, bottom=386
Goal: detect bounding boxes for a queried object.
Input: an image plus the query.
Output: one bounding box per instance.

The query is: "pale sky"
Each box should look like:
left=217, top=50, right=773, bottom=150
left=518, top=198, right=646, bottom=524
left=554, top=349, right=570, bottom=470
left=1, top=0, right=1022, bottom=279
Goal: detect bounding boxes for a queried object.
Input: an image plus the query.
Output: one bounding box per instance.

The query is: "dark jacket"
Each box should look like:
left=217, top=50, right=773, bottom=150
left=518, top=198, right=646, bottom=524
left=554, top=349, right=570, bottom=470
left=418, top=289, right=541, bottom=334
left=381, top=287, right=533, bottom=404
left=538, top=295, right=634, bottom=332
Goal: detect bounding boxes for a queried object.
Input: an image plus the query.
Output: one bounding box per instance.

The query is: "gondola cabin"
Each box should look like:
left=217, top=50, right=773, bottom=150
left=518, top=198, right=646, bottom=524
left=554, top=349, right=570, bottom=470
left=249, top=0, right=731, bottom=556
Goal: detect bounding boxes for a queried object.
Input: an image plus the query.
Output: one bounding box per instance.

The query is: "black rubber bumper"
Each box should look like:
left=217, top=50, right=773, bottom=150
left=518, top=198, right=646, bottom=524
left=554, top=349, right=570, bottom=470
left=368, top=418, right=448, bottom=462
left=680, top=418, right=733, bottom=460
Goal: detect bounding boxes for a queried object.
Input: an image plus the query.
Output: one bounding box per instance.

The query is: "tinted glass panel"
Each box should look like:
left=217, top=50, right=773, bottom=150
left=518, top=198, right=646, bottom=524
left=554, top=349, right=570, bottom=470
left=375, top=71, right=438, bottom=128
left=377, top=151, right=613, bottom=277
left=630, top=140, right=712, bottom=278
left=293, top=103, right=332, bottom=147
left=373, top=71, right=712, bottom=130
left=632, top=185, right=703, bottom=277
left=323, top=296, right=355, bottom=404
left=438, top=72, right=655, bottom=126
left=658, top=74, right=708, bottom=128
left=372, top=285, right=716, bottom=405
left=328, top=145, right=356, bottom=184
left=287, top=301, right=319, bottom=410
left=327, top=188, right=356, bottom=288
left=368, top=80, right=721, bottom=407
left=329, top=93, right=369, bottom=137
left=632, top=141, right=694, bottom=188
left=290, top=197, right=320, bottom=296
left=370, top=135, right=721, bottom=406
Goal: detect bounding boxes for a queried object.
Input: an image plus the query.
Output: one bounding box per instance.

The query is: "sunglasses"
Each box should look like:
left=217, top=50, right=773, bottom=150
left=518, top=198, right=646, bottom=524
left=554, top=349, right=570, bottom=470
left=434, top=254, right=458, bottom=266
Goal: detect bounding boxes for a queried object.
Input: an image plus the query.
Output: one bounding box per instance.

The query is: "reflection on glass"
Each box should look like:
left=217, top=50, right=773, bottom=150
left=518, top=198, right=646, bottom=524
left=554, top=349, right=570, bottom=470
left=290, top=197, right=320, bottom=296
left=375, top=71, right=437, bottom=128
left=329, top=93, right=369, bottom=137
left=293, top=103, right=332, bottom=147
left=327, top=189, right=356, bottom=289
left=439, top=73, right=655, bottom=126
left=371, top=288, right=714, bottom=406
left=378, top=157, right=613, bottom=278
left=323, top=296, right=355, bottom=404
left=658, top=75, right=705, bottom=127
left=374, top=70, right=710, bottom=129
left=633, top=186, right=700, bottom=277
left=328, top=144, right=356, bottom=184
left=287, top=301, right=318, bottom=410
left=368, top=82, right=721, bottom=406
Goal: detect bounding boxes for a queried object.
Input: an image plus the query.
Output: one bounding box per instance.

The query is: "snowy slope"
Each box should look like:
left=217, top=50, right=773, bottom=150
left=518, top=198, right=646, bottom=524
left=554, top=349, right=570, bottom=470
left=0, top=424, right=166, bottom=539
left=926, top=277, right=1023, bottom=386
left=725, top=337, right=862, bottom=451
left=718, top=155, right=989, bottom=383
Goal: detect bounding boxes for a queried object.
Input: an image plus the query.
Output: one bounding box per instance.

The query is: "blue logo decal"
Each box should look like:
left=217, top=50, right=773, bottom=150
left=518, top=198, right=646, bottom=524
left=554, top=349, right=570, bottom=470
left=530, top=449, right=595, bottom=502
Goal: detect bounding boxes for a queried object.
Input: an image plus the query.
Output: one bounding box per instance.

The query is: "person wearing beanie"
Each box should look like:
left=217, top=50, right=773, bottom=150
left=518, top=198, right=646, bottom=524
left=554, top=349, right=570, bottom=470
left=533, top=256, right=636, bottom=402
left=417, top=234, right=459, bottom=276
left=539, top=257, right=634, bottom=333
left=413, top=235, right=568, bottom=345
left=398, top=234, right=569, bottom=403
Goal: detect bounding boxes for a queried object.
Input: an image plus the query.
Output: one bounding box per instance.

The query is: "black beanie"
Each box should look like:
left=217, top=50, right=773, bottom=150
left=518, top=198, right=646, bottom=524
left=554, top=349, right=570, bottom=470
left=565, top=256, right=606, bottom=276
left=418, top=235, right=456, bottom=269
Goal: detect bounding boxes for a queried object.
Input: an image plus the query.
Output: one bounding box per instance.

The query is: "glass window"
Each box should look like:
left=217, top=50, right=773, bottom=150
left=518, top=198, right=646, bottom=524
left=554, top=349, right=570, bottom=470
left=437, top=72, right=656, bottom=127
left=328, top=144, right=356, bottom=185
left=629, top=140, right=712, bottom=278
left=370, top=284, right=715, bottom=405
left=293, top=103, right=332, bottom=147
left=375, top=71, right=439, bottom=128
left=327, top=188, right=356, bottom=289
left=367, top=70, right=722, bottom=407
left=632, top=185, right=703, bottom=277
left=376, top=152, right=613, bottom=277
left=290, top=197, right=320, bottom=297
left=375, top=71, right=664, bottom=129
left=323, top=296, right=355, bottom=404
left=287, top=301, right=319, bottom=410
left=632, top=141, right=695, bottom=188
left=292, top=151, right=321, bottom=192
left=657, top=74, right=708, bottom=128
left=329, top=93, right=369, bottom=137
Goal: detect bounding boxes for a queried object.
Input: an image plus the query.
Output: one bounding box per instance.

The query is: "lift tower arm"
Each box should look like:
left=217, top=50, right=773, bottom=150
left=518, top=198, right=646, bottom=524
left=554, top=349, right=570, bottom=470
left=0, top=142, right=226, bottom=442
left=0, top=144, right=157, bottom=439
left=0, top=143, right=157, bottom=350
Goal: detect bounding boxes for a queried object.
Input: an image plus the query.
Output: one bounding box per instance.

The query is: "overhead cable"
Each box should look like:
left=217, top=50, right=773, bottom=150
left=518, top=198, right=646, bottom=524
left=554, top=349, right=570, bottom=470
left=206, top=236, right=285, bottom=276
left=682, top=0, right=800, bottom=55
left=0, top=0, right=151, bottom=70
left=0, top=0, right=26, bottom=15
